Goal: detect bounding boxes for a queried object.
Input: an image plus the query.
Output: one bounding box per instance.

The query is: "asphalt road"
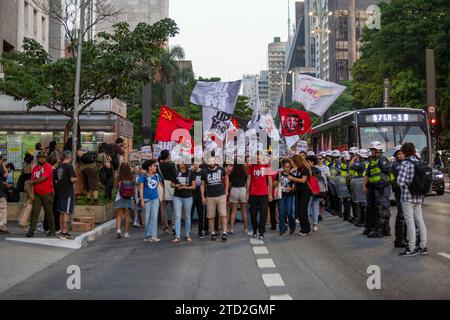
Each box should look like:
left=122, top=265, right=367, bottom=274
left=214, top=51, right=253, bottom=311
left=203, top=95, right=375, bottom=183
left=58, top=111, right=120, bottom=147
left=1, top=193, right=449, bottom=300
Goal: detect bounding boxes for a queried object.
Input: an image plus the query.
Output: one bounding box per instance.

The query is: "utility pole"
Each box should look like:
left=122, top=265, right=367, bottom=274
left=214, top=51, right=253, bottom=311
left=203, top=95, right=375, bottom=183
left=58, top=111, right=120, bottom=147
left=72, top=0, right=88, bottom=166
left=426, top=48, right=438, bottom=153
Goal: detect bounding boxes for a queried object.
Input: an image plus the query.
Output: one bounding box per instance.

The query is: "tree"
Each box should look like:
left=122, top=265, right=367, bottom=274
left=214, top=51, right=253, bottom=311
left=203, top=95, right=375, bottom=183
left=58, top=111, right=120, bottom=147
left=234, top=96, right=253, bottom=120
left=351, top=0, right=450, bottom=148
left=0, top=19, right=179, bottom=141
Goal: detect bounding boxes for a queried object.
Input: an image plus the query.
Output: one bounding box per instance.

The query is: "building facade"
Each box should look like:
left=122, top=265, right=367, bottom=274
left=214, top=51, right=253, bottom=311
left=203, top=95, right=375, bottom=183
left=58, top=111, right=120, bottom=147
left=268, top=37, right=286, bottom=110
left=96, top=0, right=170, bottom=33
left=242, top=74, right=259, bottom=107
left=258, top=70, right=269, bottom=111
left=309, top=0, right=381, bottom=82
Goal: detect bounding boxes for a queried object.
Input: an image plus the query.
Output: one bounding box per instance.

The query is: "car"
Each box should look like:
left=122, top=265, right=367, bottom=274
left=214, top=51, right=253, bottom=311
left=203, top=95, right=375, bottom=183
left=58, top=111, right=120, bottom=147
left=432, top=168, right=445, bottom=196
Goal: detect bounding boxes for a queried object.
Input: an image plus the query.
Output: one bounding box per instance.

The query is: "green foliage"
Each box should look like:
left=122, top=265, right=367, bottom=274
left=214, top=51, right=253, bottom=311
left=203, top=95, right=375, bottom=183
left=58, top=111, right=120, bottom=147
left=234, top=96, right=253, bottom=120
left=0, top=18, right=179, bottom=119
left=351, top=0, right=450, bottom=147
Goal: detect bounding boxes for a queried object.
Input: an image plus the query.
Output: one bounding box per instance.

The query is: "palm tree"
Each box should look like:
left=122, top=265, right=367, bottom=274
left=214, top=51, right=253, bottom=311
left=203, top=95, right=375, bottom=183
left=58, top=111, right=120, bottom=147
left=157, top=45, right=186, bottom=107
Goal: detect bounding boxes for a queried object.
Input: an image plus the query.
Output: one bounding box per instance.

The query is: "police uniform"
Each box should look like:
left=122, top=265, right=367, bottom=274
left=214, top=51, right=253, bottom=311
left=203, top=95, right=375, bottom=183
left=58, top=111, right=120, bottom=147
left=365, top=155, right=393, bottom=238
left=349, top=159, right=369, bottom=227
left=339, top=161, right=352, bottom=221
left=391, top=160, right=407, bottom=246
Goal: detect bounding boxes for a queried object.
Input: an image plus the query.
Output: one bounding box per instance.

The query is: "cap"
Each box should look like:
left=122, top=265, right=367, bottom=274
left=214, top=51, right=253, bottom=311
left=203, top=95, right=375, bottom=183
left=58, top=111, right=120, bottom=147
left=307, top=151, right=315, bottom=156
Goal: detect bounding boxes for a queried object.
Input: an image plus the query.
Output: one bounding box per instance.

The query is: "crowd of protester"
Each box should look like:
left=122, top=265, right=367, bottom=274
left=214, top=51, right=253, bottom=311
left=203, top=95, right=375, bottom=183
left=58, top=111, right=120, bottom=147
left=0, top=138, right=430, bottom=257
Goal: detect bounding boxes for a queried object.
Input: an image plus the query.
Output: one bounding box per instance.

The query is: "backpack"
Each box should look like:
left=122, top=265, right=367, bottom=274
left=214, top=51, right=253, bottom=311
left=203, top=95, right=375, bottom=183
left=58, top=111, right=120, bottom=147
left=81, top=151, right=97, bottom=164
left=119, top=180, right=134, bottom=199
left=406, top=159, right=432, bottom=196
left=110, top=151, right=120, bottom=170
left=307, top=174, right=321, bottom=196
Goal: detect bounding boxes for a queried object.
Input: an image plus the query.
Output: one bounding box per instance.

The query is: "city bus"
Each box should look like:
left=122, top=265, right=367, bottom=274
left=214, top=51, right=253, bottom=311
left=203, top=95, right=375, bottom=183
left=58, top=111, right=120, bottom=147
left=311, top=108, right=432, bottom=165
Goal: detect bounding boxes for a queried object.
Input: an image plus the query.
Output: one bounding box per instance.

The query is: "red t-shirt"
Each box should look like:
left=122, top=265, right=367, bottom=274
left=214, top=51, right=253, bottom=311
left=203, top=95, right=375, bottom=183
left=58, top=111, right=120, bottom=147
left=248, top=164, right=269, bottom=196
left=32, top=162, right=54, bottom=195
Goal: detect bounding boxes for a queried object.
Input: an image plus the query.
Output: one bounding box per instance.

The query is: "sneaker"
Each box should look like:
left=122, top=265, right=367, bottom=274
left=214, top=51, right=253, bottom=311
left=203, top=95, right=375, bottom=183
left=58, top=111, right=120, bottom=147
left=295, top=219, right=300, bottom=225
left=258, top=234, right=264, bottom=240
left=172, top=238, right=181, bottom=243
left=211, top=233, right=217, bottom=241
left=186, top=237, right=193, bottom=243
left=221, top=233, right=228, bottom=242
left=144, top=238, right=151, bottom=242
left=64, top=233, right=75, bottom=240
left=289, top=229, right=295, bottom=235
left=399, top=248, right=419, bottom=257
left=253, top=233, right=258, bottom=239
left=46, top=231, right=56, bottom=237
left=313, top=225, right=319, bottom=231
left=418, top=247, right=429, bottom=256
left=123, top=233, right=130, bottom=239
left=298, top=232, right=309, bottom=237
left=0, top=229, right=10, bottom=234
left=116, top=232, right=122, bottom=239
left=229, top=229, right=235, bottom=235
left=26, top=231, right=34, bottom=238
left=199, top=232, right=205, bottom=239
left=133, top=222, right=140, bottom=228
left=243, top=228, right=249, bottom=233
left=149, top=237, right=161, bottom=243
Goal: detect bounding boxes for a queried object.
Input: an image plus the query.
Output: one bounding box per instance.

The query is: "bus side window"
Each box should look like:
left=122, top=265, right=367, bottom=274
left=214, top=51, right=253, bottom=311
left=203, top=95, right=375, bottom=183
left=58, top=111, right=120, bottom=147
left=348, top=126, right=357, bottom=147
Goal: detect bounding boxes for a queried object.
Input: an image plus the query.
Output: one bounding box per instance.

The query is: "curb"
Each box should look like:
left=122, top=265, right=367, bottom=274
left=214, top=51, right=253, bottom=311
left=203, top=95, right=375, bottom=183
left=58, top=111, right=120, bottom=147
left=76, top=219, right=116, bottom=248
left=5, top=219, right=116, bottom=250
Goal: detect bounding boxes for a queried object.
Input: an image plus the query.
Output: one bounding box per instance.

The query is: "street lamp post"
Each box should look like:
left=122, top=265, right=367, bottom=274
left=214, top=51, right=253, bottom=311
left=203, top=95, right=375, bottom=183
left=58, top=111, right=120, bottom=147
left=72, top=0, right=89, bottom=166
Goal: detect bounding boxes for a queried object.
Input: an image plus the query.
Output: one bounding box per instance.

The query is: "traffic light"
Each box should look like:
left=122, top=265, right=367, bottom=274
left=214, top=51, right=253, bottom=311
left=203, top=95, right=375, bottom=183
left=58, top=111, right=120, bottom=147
left=428, top=106, right=438, bottom=136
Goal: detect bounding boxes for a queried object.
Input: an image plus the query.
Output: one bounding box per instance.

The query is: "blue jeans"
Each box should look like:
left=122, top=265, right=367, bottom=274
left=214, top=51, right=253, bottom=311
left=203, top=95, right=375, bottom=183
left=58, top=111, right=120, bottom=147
left=144, top=198, right=160, bottom=239
left=278, top=196, right=295, bottom=233
left=173, top=196, right=193, bottom=238
left=308, top=197, right=321, bottom=225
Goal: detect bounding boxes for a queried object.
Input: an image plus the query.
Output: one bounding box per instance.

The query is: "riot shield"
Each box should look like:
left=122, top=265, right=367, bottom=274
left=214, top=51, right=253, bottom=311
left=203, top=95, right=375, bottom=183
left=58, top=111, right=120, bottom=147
left=335, top=176, right=351, bottom=198
left=351, top=177, right=367, bottom=203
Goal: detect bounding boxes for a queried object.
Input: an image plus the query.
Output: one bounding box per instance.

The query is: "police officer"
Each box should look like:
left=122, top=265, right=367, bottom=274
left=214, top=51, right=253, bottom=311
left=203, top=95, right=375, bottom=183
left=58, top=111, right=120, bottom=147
left=339, top=151, right=352, bottom=222
left=328, top=150, right=342, bottom=216
left=364, top=141, right=392, bottom=238
left=391, top=145, right=407, bottom=247
left=325, top=151, right=333, bottom=167
left=348, top=147, right=367, bottom=225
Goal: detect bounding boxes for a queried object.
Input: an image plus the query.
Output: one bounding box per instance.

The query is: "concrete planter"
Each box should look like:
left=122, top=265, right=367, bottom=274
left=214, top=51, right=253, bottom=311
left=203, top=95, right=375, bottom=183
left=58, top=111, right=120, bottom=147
left=7, top=202, right=115, bottom=224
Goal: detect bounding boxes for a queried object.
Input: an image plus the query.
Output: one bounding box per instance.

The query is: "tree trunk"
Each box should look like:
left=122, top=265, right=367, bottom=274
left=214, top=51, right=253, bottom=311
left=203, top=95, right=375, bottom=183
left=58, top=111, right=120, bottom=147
left=164, top=82, right=173, bottom=107
left=64, top=118, right=74, bottom=144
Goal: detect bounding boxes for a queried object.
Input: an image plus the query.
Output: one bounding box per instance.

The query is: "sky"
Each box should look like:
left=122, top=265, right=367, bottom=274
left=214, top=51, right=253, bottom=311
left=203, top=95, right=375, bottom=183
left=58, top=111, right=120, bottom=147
left=169, top=0, right=297, bottom=82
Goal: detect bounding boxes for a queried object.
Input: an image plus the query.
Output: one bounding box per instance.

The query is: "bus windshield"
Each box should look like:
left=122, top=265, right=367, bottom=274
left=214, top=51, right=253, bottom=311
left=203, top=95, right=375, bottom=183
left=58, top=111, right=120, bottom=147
left=360, top=125, right=429, bottom=163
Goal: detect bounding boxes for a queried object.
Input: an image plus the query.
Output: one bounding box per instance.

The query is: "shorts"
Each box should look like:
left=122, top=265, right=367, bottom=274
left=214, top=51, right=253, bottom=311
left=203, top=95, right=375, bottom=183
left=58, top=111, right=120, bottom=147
left=56, top=196, right=74, bottom=215
left=229, top=187, right=247, bottom=204
left=114, top=198, right=133, bottom=210
left=164, top=180, right=174, bottom=201
left=82, top=167, right=99, bottom=192
left=206, top=195, right=227, bottom=219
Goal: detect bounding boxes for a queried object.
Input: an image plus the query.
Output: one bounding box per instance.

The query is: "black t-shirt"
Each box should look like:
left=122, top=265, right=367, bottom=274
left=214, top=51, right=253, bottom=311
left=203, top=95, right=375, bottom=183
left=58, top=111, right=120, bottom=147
left=53, top=163, right=76, bottom=198
left=229, top=169, right=247, bottom=188
left=173, top=170, right=195, bottom=198
left=191, top=170, right=203, bottom=196
left=294, top=167, right=311, bottom=195
left=278, top=171, right=295, bottom=197
left=0, top=167, right=6, bottom=199
left=159, top=161, right=177, bottom=182
left=201, top=166, right=226, bottom=198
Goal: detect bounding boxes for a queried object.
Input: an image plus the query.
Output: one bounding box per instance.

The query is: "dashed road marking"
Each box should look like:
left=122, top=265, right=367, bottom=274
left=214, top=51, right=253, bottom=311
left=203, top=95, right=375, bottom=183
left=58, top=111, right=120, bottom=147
left=250, top=238, right=264, bottom=245
left=262, top=273, right=285, bottom=287
left=253, top=246, right=269, bottom=255
left=270, top=294, right=293, bottom=300
left=257, top=258, right=276, bottom=269
left=438, top=252, right=450, bottom=259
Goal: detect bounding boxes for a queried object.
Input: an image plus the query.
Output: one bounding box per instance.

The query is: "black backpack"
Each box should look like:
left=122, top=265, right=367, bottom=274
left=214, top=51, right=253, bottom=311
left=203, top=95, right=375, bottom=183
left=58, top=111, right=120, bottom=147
left=81, top=151, right=97, bottom=164
left=110, top=151, right=120, bottom=170
left=406, top=159, right=432, bottom=196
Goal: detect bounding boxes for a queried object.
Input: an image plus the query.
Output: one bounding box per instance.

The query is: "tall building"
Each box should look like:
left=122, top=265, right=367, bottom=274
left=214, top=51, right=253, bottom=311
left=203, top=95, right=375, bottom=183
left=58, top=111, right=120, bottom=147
left=309, top=0, right=382, bottom=82
left=96, top=0, right=170, bottom=33
left=268, top=37, right=286, bottom=110
left=258, top=70, right=269, bottom=111
left=242, top=74, right=259, bottom=107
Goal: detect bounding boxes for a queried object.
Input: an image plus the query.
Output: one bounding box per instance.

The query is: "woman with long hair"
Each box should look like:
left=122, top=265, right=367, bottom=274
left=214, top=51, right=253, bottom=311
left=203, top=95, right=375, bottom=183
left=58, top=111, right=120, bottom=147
left=115, top=163, right=134, bottom=239
left=172, top=160, right=196, bottom=243
left=289, top=154, right=312, bottom=236
left=229, top=163, right=248, bottom=233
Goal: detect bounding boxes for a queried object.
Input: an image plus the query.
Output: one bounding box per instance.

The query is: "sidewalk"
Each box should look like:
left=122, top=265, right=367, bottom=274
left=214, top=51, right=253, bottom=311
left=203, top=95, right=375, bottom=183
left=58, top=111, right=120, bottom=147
left=445, top=176, right=450, bottom=193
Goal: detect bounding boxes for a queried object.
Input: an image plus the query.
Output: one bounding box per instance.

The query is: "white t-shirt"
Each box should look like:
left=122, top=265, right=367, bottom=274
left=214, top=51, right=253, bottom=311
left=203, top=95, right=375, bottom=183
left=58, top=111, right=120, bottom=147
left=316, top=164, right=331, bottom=187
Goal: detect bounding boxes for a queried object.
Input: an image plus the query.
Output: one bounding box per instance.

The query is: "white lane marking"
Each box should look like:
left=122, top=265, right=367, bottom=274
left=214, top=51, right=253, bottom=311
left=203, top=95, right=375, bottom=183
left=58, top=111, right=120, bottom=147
left=270, top=294, right=293, bottom=300
left=253, top=246, right=269, bottom=255
left=437, top=252, right=450, bottom=259
left=257, top=258, right=276, bottom=269
left=250, top=238, right=264, bottom=245
left=261, top=273, right=285, bottom=287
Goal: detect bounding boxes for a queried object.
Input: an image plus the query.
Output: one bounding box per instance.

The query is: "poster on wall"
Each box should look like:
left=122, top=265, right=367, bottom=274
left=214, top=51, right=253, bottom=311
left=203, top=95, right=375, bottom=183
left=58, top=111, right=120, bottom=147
left=22, top=134, right=41, bottom=158
left=7, top=135, right=23, bottom=169
left=0, top=136, right=7, bottom=155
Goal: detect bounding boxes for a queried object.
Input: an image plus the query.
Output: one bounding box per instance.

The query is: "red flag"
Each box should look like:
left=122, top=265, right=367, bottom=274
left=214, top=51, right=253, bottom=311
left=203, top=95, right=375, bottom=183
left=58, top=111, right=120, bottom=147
left=278, top=107, right=312, bottom=137
left=155, top=106, right=194, bottom=142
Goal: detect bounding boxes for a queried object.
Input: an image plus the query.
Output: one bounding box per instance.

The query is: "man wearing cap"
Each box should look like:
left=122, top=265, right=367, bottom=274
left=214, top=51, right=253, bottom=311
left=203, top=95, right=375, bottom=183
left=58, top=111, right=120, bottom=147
left=364, top=141, right=393, bottom=238
left=27, top=152, right=56, bottom=237
left=348, top=149, right=367, bottom=225
left=339, top=151, right=352, bottom=221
